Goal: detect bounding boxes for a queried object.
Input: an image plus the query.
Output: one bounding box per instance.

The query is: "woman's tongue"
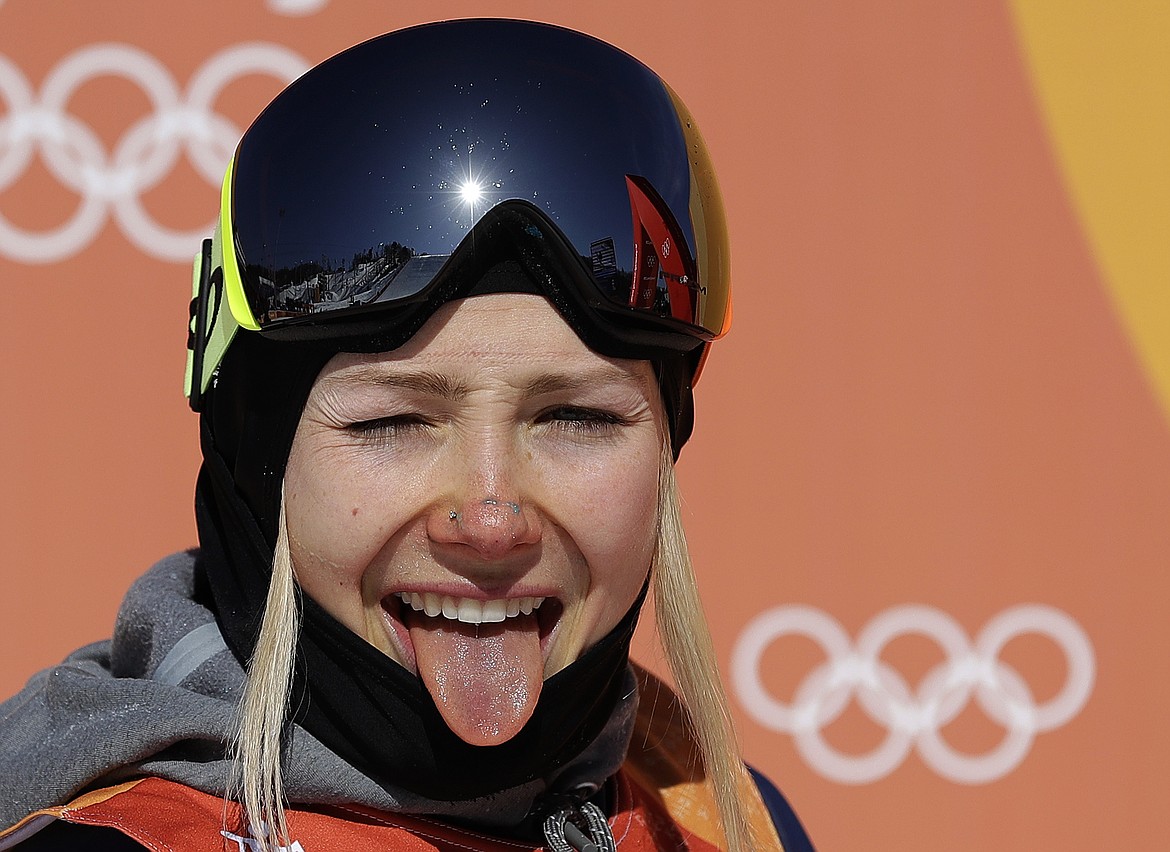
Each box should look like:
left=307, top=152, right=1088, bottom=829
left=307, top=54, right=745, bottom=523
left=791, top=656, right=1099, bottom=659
left=408, top=611, right=543, bottom=745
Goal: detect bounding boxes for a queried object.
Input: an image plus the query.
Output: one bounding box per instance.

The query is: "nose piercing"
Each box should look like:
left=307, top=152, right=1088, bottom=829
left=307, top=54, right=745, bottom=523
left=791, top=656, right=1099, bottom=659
left=482, top=498, right=521, bottom=515
left=448, top=500, right=520, bottom=523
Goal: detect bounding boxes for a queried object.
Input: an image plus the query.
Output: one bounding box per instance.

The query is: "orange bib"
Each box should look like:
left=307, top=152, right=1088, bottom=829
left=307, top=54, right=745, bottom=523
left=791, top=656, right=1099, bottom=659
left=5, top=773, right=721, bottom=852
left=0, top=667, right=784, bottom=851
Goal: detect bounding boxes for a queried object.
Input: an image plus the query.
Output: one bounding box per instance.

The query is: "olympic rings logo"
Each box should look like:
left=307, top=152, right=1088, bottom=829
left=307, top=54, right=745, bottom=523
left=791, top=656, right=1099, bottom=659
left=731, top=604, right=1095, bottom=785
left=0, top=43, right=307, bottom=263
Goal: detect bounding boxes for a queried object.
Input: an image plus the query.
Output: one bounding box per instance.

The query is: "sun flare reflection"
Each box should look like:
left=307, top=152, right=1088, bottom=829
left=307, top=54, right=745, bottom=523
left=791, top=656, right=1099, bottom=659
left=459, top=180, right=484, bottom=206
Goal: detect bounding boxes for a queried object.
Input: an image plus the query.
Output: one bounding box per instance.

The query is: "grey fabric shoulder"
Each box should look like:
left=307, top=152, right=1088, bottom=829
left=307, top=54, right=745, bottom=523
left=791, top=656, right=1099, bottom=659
left=0, top=552, right=237, bottom=828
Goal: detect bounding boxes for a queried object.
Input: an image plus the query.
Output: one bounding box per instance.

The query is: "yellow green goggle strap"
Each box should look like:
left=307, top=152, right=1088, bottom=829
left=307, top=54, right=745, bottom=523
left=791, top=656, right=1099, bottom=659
left=183, top=184, right=236, bottom=409
left=185, top=160, right=264, bottom=410
left=183, top=229, right=239, bottom=410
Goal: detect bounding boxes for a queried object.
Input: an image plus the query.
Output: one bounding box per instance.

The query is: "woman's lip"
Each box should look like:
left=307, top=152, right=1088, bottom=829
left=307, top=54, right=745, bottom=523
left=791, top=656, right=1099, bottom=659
left=379, top=592, right=564, bottom=672
left=385, top=583, right=560, bottom=601
left=378, top=600, right=417, bottom=672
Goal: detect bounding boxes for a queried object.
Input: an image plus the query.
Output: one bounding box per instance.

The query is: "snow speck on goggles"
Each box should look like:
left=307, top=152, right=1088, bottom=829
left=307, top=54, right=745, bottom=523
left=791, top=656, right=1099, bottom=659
left=186, top=19, right=730, bottom=410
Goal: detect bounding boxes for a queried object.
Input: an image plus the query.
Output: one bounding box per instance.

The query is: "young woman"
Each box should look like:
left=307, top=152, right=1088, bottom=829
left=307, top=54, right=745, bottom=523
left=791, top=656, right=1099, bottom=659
left=0, top=20, right=812, bottom=852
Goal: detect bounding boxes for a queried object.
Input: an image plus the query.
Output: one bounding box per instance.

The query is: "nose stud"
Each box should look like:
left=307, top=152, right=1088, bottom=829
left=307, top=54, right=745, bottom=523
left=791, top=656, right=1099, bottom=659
left=482, top=498, right=521, bottom=515
left=433, top=497, right=537, bottom=555
left=449, top=500, right=520, bottom=521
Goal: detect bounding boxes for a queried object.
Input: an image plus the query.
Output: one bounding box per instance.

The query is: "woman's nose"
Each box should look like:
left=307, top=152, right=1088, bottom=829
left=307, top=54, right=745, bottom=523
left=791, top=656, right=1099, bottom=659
left=427, top=496, right=542, bottom=559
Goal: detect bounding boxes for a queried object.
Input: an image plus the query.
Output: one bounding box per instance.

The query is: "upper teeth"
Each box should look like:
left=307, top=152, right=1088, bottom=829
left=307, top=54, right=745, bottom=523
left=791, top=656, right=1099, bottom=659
left=396, top=592, right=546, bottom=625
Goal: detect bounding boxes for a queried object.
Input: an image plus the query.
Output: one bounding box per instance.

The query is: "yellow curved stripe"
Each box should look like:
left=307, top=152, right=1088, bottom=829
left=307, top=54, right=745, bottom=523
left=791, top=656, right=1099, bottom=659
left=1007, top=1, right=1170, bottom=421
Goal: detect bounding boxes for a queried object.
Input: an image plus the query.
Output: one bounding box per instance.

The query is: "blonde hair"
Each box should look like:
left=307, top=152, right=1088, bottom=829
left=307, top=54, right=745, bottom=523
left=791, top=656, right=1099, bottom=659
left=229, top=493, right=299, bottom=850
left=652, top=442, right=757, bottom=851
left=231, top=445, right=757, bottom=852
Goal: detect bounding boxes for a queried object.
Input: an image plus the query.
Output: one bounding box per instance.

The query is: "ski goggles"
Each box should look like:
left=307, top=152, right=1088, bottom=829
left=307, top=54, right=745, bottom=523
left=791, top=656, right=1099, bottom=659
left=186, top=19, right=731, bottom=410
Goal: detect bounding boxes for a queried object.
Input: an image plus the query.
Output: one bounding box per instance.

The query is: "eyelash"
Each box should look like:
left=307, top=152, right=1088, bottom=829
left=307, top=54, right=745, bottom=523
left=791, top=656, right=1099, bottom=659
left=346, top=414, right=429, bottom=438
left=537, top=406, right=627, bottom=434
left=345, top=408, right=628, bottom=440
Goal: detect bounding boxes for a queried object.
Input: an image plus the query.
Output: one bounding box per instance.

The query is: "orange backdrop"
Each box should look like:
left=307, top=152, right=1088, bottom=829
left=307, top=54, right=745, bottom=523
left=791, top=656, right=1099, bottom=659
left=2, top=2, right=1168, bottom=849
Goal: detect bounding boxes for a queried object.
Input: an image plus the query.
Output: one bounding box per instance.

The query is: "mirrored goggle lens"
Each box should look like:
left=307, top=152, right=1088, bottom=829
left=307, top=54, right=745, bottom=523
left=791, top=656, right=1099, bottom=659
left=228, top=20, right=729, bottom=339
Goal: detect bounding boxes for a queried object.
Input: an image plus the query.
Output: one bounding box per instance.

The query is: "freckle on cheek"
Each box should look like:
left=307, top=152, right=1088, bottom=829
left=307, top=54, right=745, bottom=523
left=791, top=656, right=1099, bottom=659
left=352, top=507, right=360, bottom=516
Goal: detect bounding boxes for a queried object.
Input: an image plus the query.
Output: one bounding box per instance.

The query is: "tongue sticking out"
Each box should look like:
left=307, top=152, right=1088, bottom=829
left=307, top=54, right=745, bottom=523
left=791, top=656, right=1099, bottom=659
left=408, top=612, right=544, bottom=746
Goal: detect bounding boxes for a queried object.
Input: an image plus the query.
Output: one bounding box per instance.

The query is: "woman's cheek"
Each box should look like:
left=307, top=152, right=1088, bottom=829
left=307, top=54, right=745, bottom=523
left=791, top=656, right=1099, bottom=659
left=287, top=468, right=373, bottom=587
left=569, top=456, right=659, bottom=586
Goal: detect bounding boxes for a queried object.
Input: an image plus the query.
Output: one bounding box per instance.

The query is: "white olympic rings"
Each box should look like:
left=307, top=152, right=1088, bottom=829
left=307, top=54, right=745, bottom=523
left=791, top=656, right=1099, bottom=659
left=0, top=43, right=308, bottom=263
left=731, top=604, right=1095, bottom=784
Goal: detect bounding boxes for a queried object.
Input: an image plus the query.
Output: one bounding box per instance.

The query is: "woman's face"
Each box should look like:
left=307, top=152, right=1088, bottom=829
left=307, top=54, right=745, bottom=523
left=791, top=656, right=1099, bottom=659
left=284, top=294, right=664, bottom=746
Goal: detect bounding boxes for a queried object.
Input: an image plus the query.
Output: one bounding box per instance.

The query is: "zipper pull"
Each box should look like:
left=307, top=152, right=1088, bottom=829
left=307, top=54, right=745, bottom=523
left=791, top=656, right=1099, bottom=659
left=542, top=801, right=617, bottom=852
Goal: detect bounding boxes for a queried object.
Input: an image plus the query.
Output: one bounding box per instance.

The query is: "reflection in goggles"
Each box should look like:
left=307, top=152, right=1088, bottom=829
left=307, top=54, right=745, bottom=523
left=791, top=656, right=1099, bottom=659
left=248, top=173, right=697, bottom=328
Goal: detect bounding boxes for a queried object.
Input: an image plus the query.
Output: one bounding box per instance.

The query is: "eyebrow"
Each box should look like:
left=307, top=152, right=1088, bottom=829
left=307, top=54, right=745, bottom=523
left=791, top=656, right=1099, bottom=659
left=327, top=363, right=649, bottom=400
left=521, top=364, right=649, bottom=397
left=327, top=368, right=471, bottom=400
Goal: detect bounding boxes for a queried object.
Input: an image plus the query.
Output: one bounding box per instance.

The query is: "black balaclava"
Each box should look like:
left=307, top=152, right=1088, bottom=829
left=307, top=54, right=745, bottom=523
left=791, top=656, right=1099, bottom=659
left=194, top=266, right=697, bottom=805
